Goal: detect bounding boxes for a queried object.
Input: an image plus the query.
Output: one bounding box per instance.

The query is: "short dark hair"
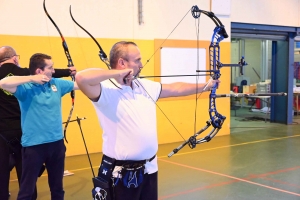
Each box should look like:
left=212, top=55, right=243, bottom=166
left=109, top=41, right=137, bottom=69
left=29, top=53, right=52, bottom=75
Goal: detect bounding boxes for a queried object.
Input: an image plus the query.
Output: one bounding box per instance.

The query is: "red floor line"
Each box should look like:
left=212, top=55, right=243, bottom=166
left=159, top=179, right=240, bottom=199
left=159, top=159, right=300, bottom=198
left=261, top=177, right=300, bottom=189
left=251, top=166, right=300, bottom=178
left=158, top=171, right=300, bottom=199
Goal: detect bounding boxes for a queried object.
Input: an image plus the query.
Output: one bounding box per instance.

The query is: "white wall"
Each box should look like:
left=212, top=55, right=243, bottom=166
left=1, top=0, right=299, bottom=41
left=231, top=0, right=300, bottom=26
left=0, top=0, right=218, bottom=41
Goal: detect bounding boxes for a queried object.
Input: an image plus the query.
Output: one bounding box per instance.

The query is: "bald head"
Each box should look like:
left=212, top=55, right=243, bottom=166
left=0, top=46, right=18, bottom=66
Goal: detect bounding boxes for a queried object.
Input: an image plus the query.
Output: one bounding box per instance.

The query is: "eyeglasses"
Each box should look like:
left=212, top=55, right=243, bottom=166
left=14, top=55, right=20, bottom=59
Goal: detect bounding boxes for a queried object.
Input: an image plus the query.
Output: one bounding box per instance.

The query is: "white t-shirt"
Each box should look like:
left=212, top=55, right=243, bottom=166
left=93, top=78, right=162, bottom=174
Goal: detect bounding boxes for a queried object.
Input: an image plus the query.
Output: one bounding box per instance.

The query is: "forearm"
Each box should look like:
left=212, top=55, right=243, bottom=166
left=0, top=76, right=33, bottom=92
left=53, top=69, right=71, bottom=78
left=161, top=82, right=211, bottom=98
left=173, top=82, right=209, bottom=96
left=76, top=68, right=125, bottom=86
left=0, top=76, right=35, bottom=88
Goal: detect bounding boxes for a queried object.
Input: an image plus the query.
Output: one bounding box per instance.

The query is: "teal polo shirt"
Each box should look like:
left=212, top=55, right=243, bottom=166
left=14, top=78, right=74, bottom=147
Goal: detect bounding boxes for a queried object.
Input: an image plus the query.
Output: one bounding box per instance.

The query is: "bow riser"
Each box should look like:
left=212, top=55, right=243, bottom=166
left=62, top=41, right=74, bottom=67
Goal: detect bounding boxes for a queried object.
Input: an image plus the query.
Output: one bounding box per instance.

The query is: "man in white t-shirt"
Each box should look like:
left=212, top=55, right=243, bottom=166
left=76, top=41, right=218, bottom=200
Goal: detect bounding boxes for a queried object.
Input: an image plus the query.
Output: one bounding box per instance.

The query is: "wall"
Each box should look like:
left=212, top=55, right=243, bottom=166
left=0, top=0, right=299, bottom=156
left=231, top=0, right=300, bottom=26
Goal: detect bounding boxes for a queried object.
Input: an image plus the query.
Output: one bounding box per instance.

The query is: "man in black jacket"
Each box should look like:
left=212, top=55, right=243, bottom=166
left=0, top=45, right=76, bottom=200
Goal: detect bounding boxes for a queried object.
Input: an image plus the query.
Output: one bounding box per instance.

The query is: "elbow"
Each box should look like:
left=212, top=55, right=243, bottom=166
left=75, top=71, right=92, bottom=89
left=0, top=79, right=7, bottom=89
left=75, top=72, right=86, bottom=85
left=0, top=80, right=12, bottom=92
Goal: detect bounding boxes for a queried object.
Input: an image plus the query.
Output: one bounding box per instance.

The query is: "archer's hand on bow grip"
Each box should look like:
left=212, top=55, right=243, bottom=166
left=205, top=79, right=220, bottom=91
left=69, top=66, right=77, bottom=76
left=213, top=80, right=221, bottom=89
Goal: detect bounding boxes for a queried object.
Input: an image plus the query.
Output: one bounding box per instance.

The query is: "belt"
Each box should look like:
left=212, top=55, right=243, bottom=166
left=114, top=154, right=156, bottom=166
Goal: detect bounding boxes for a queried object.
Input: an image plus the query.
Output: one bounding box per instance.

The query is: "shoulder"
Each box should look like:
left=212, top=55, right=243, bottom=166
left=0, top=63, right=30, bottom=78
left=52, top=78, right=73, bottom=84
left=51, top=78, right=73, bottom=88
left=101, top=79, right=120, bottom=89
left=14, top=82, right=32, bottom=97
left=137, top=78, right=161, bottom=88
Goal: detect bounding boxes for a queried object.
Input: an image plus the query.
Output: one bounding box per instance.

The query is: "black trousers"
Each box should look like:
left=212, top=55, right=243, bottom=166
left=17, top=139, right=66, bottom=200
left=0, top=130, right=23, bottom=200
left=113, top=172, right=158, bottom=200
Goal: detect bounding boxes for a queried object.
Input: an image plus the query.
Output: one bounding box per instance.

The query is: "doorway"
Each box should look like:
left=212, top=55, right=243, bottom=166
left=230, top=38, right=275, bottom=124
left=231, top=22, right=297, bottom=124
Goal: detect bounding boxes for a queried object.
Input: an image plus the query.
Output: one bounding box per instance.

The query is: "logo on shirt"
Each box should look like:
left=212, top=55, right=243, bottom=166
left=51, top=85, right=57, bottom=92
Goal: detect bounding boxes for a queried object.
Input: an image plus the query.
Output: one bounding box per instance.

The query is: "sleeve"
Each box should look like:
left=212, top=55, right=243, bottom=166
left=12, top=67, right=30, bottom=76
left=13, top=84, right=28, bottom=101
left=55, top=78, right=74, bottom=96
left=140, top=79, right=161, bottom=102
left=53, top=69, right=71, bottom=78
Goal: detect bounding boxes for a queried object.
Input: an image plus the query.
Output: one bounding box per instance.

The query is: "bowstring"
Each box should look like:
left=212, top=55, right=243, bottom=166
left=134, top=79, right=186, bottom=141
left=143, top=8, right=192, bottom=68
left=130, top=7, right=194, bottom=142
left=194, top=15, right=201, bottom=136
left=193, top=13, right=214, bottom=137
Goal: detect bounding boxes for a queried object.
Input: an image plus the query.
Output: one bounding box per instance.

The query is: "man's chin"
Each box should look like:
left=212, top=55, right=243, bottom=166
left=134, top=73, right=140, bottom=78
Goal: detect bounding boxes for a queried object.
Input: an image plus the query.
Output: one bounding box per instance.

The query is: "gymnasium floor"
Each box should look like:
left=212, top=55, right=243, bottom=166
left=9, top=108, right=300, bottom=199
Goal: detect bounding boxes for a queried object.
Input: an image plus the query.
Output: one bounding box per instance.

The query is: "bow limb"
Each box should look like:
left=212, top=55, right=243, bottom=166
left=69, top=6, right=110, bottom=69
left=70, top=6, right=126, bottom=89
left=43, top=0, right=75, bottom=143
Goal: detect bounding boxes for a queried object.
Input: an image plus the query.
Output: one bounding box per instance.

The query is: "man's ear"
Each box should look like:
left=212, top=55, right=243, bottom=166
left=117, top=58, right=125, bottom=69
left=13, top=57, right=19, bottom=66
left=36, top=68, right=42, bottom=74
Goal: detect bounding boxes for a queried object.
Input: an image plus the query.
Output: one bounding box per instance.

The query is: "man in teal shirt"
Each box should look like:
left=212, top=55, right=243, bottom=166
left=0, top=53, right=78, bottom=200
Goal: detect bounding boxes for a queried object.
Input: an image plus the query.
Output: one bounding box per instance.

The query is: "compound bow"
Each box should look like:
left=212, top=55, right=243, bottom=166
left=167, top=6, right=286, bottom=157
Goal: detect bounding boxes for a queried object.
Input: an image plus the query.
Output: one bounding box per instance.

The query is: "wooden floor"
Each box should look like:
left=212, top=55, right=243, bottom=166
left=9, top=108, right=300, bottom=199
